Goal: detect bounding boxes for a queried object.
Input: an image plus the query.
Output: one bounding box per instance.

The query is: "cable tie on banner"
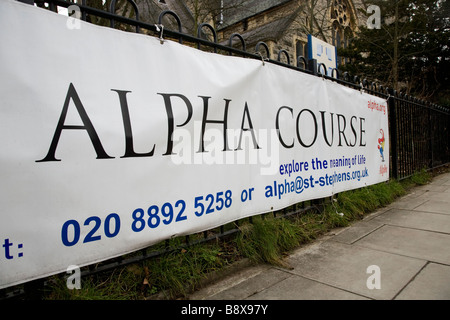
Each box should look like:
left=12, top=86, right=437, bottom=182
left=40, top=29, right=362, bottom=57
left=359, top=83, right=364, bottom=94
left=331, top=193, right=344, bottom=217
left=256, top=52, right=268, bottom=66
left=155, top=24, right=165, bottom=44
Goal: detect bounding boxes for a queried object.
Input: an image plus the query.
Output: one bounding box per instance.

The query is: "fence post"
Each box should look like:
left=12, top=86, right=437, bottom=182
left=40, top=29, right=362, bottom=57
left=448, top=110, right=450, bottom=164
left=308, top=58, right=318, bottom=76
left=428, top=105, right=433, bottom=170
left=388, top=88, right=398, bottom=179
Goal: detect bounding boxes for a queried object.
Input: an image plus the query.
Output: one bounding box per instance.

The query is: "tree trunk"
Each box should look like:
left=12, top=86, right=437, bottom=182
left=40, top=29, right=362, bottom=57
left=392, top=0, right=399, bottom=91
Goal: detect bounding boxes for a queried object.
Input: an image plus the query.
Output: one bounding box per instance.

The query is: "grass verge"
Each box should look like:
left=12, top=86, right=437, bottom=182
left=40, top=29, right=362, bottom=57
left=40, top=169, right=436, bottom=300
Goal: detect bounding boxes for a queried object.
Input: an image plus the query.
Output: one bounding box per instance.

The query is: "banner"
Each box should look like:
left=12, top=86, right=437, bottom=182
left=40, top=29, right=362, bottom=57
left=0, top=0, right=389, bottom=289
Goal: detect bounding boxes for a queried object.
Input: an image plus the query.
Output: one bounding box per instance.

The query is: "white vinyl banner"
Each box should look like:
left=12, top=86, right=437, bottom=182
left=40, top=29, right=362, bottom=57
left=0, top=0, right=389, bottom=289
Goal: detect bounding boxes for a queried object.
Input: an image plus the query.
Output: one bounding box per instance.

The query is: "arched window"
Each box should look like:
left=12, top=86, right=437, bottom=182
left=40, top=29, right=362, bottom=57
left=344, top=27, right=352, bottom=49
left=332, top=21, right=341, bottom=47
left=330, top=0, right=354, bottom=65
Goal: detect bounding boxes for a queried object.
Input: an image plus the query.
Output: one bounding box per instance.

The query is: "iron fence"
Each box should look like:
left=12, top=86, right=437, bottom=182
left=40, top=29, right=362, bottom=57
left=3, top=0, right=450, bottom=299
left=389, top=93, right=449, bottom=180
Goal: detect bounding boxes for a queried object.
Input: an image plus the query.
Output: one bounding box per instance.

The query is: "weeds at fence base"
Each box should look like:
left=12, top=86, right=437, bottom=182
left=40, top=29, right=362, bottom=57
left=235, top=178, right=406, bottom=268
left=30, top=169, right=440, bottom=300
left=410, top=168, right=433, bottom=185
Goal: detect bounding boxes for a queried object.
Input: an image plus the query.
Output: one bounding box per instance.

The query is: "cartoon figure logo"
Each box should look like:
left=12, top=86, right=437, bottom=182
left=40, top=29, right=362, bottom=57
left=378, top=129, right=385, bottom=162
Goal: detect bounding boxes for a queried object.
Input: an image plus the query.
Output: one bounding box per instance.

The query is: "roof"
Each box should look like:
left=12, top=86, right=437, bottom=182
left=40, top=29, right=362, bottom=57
left=240, top=12, right=297, bottom=45
left=218, top=0, right=293, bottom=29
left=136, top=0, right=195, bottom=34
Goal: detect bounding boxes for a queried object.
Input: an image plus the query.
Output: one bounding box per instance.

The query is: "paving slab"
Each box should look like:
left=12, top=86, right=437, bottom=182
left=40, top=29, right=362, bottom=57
left=285, top=240, right=426, bottom=300
left=415, top=184, right=450, bottom=193
left=190, top=265, right=290, bottom=300
left=247, top=274, right=368, bottom=300
left=425, top=176, right=450, bottom=186
left=416, top=186, right=450, bottom=198
left=413, top=200, right=450, bottom=215
left=332, top=218, right=384, bottom=244
left=372, top=208, right=450, bottom=234
left=354, top=225, right=450, bottom=265
left=388, top=192, right=430, bottom=210
left=395, top=263, right=450, bottom=300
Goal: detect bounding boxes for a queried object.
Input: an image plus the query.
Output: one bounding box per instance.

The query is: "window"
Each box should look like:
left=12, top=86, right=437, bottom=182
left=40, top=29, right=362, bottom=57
left=296, top=40, right=309, bottom=62
left=296, top=41, right=304, bottom=58
left=331, top=0, right=352, bottom=31
left=243, top=19, right=248, bottom=31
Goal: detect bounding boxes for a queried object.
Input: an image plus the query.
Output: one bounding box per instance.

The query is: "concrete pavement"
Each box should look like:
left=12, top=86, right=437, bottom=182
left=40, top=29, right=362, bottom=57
left=189, top=171, right=450, bottom=300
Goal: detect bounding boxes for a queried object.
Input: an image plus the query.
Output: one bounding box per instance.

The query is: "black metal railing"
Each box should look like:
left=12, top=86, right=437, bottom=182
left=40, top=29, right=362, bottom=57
left=3, top=0, right=449, bottom=299
left=389, top=92, right=450, bottom=180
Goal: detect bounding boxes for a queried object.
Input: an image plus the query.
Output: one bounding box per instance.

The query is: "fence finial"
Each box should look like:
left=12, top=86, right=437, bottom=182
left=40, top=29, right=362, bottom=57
left=228, top=33, right=246, bottom=55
